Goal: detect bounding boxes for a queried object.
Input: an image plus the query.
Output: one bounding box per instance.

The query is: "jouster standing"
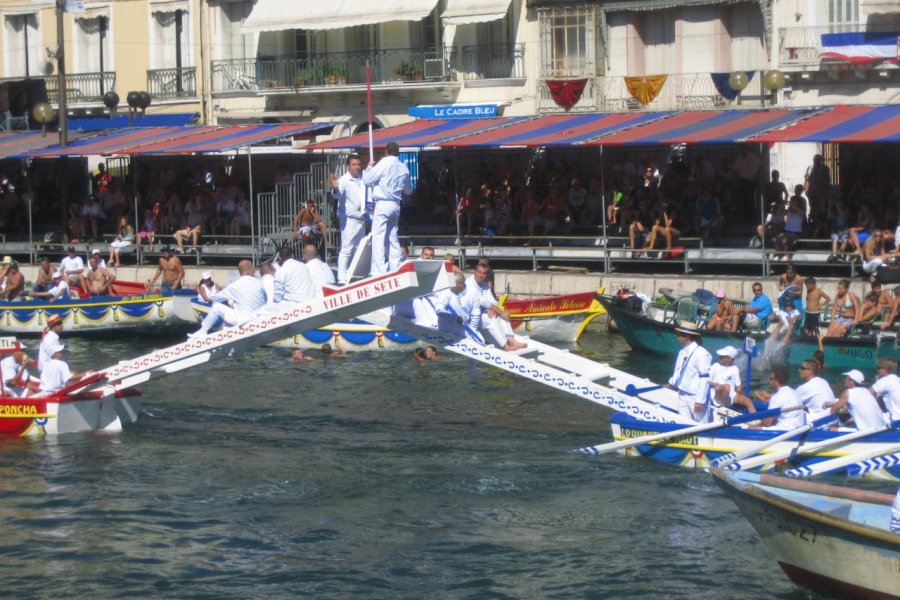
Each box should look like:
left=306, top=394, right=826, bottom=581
left=362, top=142, right=412, bottom=276
left=331, top=154, right=367, bottom=284
left=667, top=321, right=712, bottom=422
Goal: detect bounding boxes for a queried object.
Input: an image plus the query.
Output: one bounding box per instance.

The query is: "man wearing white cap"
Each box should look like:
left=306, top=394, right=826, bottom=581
left=829, top=369, right=886, bottom=430
left=196, top=272, right=219, bottom=303
left=32, top=271, right=70, bottom=303
left=870, top=357, right=900, bottom=424
left=38, top=342, right=88, bottom=395
left=91, top=248, right=107, bottom=269
left=667, top=321, right=712, bottom=422
left=708, top=345, right=755, bottom=414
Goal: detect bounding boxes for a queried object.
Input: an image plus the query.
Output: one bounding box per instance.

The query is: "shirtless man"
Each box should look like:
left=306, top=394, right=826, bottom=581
left=803, top=276, right=830, bottom=335
left=148, top=246, right=184, bottom=292
left=777, top=264, right=804, bottom=306
left=881, top=285, right=900, bottom=330
left=78, top=255, right=116, bottom=296
left=870, top=280, right=893, bottom=316
left=31, top=257, right=55, bottom=293
left=292, top=200, right=328, bottom=245
left=0, top=262, right=25, bottom=300
left=706, top=288, right=734, bottom=332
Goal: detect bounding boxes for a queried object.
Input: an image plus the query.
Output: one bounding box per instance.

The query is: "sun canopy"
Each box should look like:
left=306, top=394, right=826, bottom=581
left=131, top=123, right=339, bottom=155
left=0, top=131, right=88, bottom=159
left=747, top=105, right=900, bottom=143
left=241, top=0, right=439, bottom=34
left=305, top=117, right=526, bottom=152
left=17, top=127, right=215, bottom=158
left=439, top=112, right=670, bottom=148
left=582, top=108, right=817, bottom=146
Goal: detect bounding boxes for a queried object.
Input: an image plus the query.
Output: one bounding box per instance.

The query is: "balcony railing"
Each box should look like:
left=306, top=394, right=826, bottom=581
left=148, top=66, right=197, bottom=99
left=537, top=72, right=747, bottom=113
left=211, top=47, right=454, bottom=93
left=779, top=24, right=899, bottom=66
left=459, top=44, right=525, bottom=80
left=0, top=72, right=117, bottom=104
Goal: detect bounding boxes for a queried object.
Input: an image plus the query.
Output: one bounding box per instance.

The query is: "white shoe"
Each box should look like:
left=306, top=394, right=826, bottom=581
left=187, top=330, right=206, bottom=339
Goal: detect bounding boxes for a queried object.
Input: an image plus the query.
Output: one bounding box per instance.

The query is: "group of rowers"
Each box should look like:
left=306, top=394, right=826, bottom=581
left=0, top=314, right=92, bottom=398
left=669, top=320, right=900, bottom=431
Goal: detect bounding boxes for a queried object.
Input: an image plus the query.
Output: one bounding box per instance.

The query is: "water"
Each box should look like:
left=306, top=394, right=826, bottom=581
left=0, top=330, right=810, bottom=599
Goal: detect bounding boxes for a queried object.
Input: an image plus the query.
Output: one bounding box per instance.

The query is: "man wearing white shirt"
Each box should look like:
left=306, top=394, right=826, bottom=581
left=795, top=359, right=835, bottom=421
left=362, top=142, right=412, bottom=276
left=871, top=357, right=900, bottom=423
left=302, top=243, right=335, bottom=297
left=38, top=314, right=64, bottom=372
left=0, top=344, right=38, bottom=396
left=831, top=369, right=886, bottom=430
left=757, top=367, right=806, bottom=429
left=189, top=260, right=266, bottom=337
left=59, top=246, right=85, bottom=287
left=331, top=154, right=367, bottom=284
left=432, top=271, right=492, bottom=339
left=667, top=322, right=712, bottom=422
left=273, top=246, right=314, bottom=305
left=33, top=272, right=69, bottom=303
left=38, top=342, right=88, bottom=395
left=465, top=263, right=527, bottom=351
left=259, top=262, right=276, bottom=306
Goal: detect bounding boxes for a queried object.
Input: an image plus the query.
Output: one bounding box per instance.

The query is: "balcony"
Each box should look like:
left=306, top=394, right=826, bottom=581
left=147, top=67, right=197, bottom=99
left=459, top=44, right=525, bottom=81
left=0, top=72, right=116, bottom=105
left=779, top=24, right=899, bottom=67
left=211, top=48, right=454, bottom=94
left=537, top=72, right=749, bottom=113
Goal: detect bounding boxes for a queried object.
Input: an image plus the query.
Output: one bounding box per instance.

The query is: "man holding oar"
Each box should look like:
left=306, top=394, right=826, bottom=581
left=667, top=321, right=712, bottom=422
left=828, top=370, right=886, bottom=430
left=794, top=359, right=835, bottom=422
left=753, top=367, right=806, bottom=429
left=870, top=357, right=900, bottom=423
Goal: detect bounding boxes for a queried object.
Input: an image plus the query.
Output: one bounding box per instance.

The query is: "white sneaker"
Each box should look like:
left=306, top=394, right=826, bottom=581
left=187, top=330, right=206, bottom=339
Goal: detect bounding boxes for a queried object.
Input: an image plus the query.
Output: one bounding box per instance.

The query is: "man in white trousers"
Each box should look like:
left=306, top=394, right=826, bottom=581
left=362, top=142, right=412, bottom=276
left=331, top=154, right=366, bottom=284
left=667, top=321, right=713, bottom=422
left=189, top=260, right=266, bottom=338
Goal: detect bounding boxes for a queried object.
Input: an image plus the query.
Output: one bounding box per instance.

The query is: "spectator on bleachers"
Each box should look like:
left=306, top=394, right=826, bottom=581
left=108, top=215, right=134, bottom=267
left=764, top=170, right=789, bottom=208
left=732, top=145, right=762, bottom=219
left=537, top=183, right=572, bottom=237
left=861, top=229, right=893, bottom=275
left=522, top=189, right=542, bottom=240
left=826, top=279, right=860, bottom=337
left=138, top=209, right=155, bottom=252
left=804, top=154, right=831, bottom=230
left=101, top=181, right=126, bottom=225
left=777, top=264, right=804, bottom=306
left=567, top=178, right=587, bottom=223
left=456, top=187, right=481, bottom=236
left=156, top=194, right=181, bottom=236
left=647, top=201, right=680, bottom=251
left=752, top=200, right=785, bottom=248
left=870, top=279, right=893, bottom=316
left=848, top=203, right=876, bottom=259
left=212, top=191, right=236, bottom=237
left=828, top=201, right=852, bottom=262
left=707, top=288, right=735, bottom=332
left=67, top=202, right=85, bottom=243
left=694, top=186, right=722, bottom=245
left=880, top=285, right=900, bottom=330
left=81, top=195, right=105, bottom=241
left=690, top=154, right=715, bottom=187
left=628, top=195, right=655, bottom=257
left=773, top=196, right=805, bottom=261
left=228, top=193, right=252, bottom=242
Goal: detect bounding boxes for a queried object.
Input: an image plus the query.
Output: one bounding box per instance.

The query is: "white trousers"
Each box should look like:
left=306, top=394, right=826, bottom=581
left=676, top=395, right=710, bottom=423
left=337, top=216, right=366, bottom=283
left=371, top=201, right=401, bottom=276
left=482, top=312, right=516, bottom=347
left=199, top=303, right=251, bottom=334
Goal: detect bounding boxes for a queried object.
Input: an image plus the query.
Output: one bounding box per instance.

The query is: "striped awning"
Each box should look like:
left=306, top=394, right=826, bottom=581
left=132, top=123, right=339, bottom=154
left=747, top=105, right=900, bottom=143
left=19, top=127, right=214, bottom=158
left=439, top=112, right=670, bottom=148
left=305, top=117, right=527, bottom=152
left=0, top=131, right=87, bottom=159
left=581, top=108, right=818, bottom=145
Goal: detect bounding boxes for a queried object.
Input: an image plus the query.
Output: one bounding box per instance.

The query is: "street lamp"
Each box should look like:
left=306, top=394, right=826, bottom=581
left=103, top=90, right=119, bottom=116
left=126, top=90, right=151, bottom=125
left=32, top=101, right=55, bottom=136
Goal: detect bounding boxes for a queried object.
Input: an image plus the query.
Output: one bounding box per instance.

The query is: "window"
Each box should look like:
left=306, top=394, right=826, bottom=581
left=73, top=9, right=112, bottom=73
left=217, top=0, right=255, bottom=61
left=3, top=12, right=40, bottom=78
left=827, top=0, right=860, bottom=28
left=539, top=7, right=596, bottom=77
left=150, top=5, right=193, bottom=69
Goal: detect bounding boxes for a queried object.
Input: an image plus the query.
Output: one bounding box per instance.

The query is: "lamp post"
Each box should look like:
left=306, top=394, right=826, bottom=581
left=103, top=90, right=119, bottom=117
left=32, top=101, right=55, bottom=136
left=126, top=90, right=151, bottom=126
left=55, top=0, right=67, bottom=147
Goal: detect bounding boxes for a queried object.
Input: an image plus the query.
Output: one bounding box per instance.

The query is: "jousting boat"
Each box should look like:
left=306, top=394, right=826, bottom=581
left=712, top=469, right=900, bottom=600
left=0, top=280, right=197, bottom=334
left=0, top=261, right=451, bottom=437
left=192, top=287, right=605, bottom=350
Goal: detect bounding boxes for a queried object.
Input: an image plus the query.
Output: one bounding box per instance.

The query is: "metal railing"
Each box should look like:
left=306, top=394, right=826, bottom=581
left=778, top=24, right=899, bottom=66
left=459, top=43, right=525, bottom=80
left=211, top=47, right=454, bottom=93
left=537, top=72, right=741, bottom=113
left=0, top=72, right=117, bottom=104
left=147, top=66, right=197, bottom=99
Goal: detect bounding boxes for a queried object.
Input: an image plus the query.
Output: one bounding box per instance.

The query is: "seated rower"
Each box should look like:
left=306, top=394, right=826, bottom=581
left=37, top=342, right=90, bottom=396
left=466, top=263, right=527, bottom=351
left=32, top=272, right=70, bottom=303
left=753, top=367, right=806, bottom=429
left=708, top=346, right=756, bottom=414
left=188, top=260, right=266, bottom=338
left=828, top=370, right=886, bottom=430
left=0, top=344, right=39, bottom=397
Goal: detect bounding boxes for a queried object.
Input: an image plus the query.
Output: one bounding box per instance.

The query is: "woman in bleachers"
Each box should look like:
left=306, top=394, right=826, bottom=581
left=861, top=229, right=893, bottom=275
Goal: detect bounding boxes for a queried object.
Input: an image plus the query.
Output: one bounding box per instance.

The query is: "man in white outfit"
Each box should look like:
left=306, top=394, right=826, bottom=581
left=795, top=359, right=836, bottom=422
left=362, top=142, right=412, bottom=276
left=830, top=369, right=886, bottom=430
left=667, top=321, right=712, bottom=422
left=302, top=243, right=335, bottom=297
left=756, top=366, right=806, bottom=429
left=38, top=314, right=64, bottom=372
left=273, top=246, right=315, bottom=306
left=331, top=154, right=366, bottom=284
left=190, top=260, right=266, bottom=337
left=870, top=357, right=900, bottom=424
left=432, top=271, right=490, bottom=340
left=465, top=263, right=527, bottom=351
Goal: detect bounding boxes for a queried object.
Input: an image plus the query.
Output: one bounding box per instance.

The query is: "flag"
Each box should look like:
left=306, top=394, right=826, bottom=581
left=820, top=31, right=899, bottom=64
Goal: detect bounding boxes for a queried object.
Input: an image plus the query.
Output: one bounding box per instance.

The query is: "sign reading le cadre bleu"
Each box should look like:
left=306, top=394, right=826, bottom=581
left=407, top=104, right=500, bottom=119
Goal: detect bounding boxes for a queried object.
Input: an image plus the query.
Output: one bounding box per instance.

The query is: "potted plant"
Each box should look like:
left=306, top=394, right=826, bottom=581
left=395, top=60, right=423, bottom=82
left=326, top=65, right=348, bottom=85
left=294, top=70, right=314, bottom=87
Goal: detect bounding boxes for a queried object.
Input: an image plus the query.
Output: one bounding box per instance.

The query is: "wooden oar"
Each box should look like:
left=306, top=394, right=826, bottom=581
left=785, top=441, right=900, bottom=478
left=710, top=414, right=838, bottom=468
left=575, top=405, right=803, bottom=456
left=727, top=424, right=890, bottom=472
